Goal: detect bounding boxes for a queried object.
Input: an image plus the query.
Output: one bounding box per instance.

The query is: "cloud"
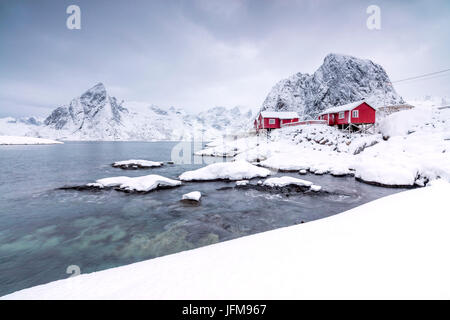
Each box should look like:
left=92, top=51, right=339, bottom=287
left=0, top=0, right=449, bottom=118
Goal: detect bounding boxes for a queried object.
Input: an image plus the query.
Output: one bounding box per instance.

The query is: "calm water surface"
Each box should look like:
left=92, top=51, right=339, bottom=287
left=0, top=141, right=406, bottom=296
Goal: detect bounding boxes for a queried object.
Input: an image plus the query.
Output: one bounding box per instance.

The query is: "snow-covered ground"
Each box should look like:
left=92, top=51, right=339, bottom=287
left=199, top=101, right=450, bottom=187
left=0, top=135, right=62, bottom=145
left=3, top=180, right=450, bottom=299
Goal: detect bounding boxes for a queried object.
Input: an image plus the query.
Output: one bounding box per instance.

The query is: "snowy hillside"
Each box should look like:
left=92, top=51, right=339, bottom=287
left=261, top=53, right=404, bottom=119
left=200, top=97, right=450, bottom=188
left=0, top=83, right=253, bottom=141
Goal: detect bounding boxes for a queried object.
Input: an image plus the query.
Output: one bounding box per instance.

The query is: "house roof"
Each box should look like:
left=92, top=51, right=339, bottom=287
left=319, top=100, right=372, bottom=116
left=259, top=111, right=300, bottom=119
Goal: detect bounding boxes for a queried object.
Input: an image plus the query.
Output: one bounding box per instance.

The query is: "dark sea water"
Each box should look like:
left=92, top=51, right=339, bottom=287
left=0, top=141, right=406, bottom=296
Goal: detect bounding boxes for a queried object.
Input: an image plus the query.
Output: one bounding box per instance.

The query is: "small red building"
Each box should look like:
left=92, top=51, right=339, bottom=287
left=255, top=111, right=300, bottom=131
left=318, top=100, right=376, bottom=131
left=254, top=111, right=299, bottom=130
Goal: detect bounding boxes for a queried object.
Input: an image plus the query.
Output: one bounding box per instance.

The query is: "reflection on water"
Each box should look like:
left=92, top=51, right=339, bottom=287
left=0, top=141, right=406, bottom=296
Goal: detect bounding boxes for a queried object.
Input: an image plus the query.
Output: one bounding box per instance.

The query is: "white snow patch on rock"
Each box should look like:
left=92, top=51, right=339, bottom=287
left=112, top=160, right=163, bottom=168
left=88, top=174, right=181, bottom=192
left=182, top=191, right=201, bottom=202
left=263, top=176, right=313, bottom=188
left=179, top=161, right=271, bottom=181
left=353, top=158, right=417, bottom=187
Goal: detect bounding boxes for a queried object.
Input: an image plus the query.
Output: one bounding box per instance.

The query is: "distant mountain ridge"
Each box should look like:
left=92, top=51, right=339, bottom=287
left=261, top=53, right=404, bottom=119
left=0, top=83, right=253, bottom=141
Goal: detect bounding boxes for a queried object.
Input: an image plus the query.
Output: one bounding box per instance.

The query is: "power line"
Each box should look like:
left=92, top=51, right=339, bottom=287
left=392, top=68, right=450, bottom=83
left=394, top=72, right=450, bottom=85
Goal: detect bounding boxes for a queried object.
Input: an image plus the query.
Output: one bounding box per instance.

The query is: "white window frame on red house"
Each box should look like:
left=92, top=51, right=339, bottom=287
left=352, top=110, right=359, bottom=118
left=338, top=111, right=345, bottom=119
left=268, top=119, right=276, bottom=124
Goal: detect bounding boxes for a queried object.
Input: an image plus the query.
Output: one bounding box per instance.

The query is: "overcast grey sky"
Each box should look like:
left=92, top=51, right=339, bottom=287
left=0, top=0, right=449, bottom=117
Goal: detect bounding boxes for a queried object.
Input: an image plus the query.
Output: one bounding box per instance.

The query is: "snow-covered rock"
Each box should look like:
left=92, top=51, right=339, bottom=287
left=0, top=136, right=63, bottom=145
left=262, top=176, right=313, bottom=188
left=181, top=191, right=202, bottom=202
left=87, top=174, right=181, bottom=192
left=236, top=180, right=249, bottom=186
left=112, top=160, right=163, bottom=169
left=179, top=161, right=272, bottom=181
left=261, top=53, right=404, bottom=119
left=353, top=158, right=417, bottom=187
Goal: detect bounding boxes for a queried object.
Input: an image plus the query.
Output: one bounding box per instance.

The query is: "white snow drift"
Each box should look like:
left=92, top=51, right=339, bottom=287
left=0, top=135, right=62, bottom=145
left=4, top=180, right=450, bottom=299
left=87, top=174, right=181, bottom=192
left=179, top=161, right=272, bottom=181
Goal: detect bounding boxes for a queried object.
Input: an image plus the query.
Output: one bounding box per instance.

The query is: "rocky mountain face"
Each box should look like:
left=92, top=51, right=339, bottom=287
left=4, top=83, right=253, bottom=141
left=44, top=83, right=129, bottom=140
left=261, top=53, right=404, bottom=119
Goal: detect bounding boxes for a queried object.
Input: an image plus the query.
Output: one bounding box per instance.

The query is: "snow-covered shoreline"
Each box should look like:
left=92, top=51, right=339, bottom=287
left=3, top=180, right=450, bottom=299
left=0, top=136, right=63, bottom=145
left=200, top=103, right=450, bottom=188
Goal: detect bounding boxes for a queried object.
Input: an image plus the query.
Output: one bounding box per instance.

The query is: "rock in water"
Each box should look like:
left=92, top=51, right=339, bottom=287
left=261, top=53, right=404, bottom=119
left=112, top=160, right=163, bottom=170
left=181, top=191, right=202, bottom=202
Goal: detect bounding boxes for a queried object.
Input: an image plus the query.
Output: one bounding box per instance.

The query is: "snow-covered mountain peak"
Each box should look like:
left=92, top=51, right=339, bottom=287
left=43, top=82, right=128, bottom=139
left=323, top=53, right=370, bottom=65
left=6, top=83, right=254, bottom=141
left=261, top=53, right=404, bottom=119
left=79, top=82, right=107, bottom=109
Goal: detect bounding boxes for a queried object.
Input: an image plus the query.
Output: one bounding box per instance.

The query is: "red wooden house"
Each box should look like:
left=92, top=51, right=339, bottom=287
left=318, top=100, right=376, bottom=132
left=254, top=111, right=300, bottom=131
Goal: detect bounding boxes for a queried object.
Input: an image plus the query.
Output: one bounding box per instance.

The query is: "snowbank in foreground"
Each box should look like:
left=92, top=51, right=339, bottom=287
left=4, top=180, right=450, bottom=299
left=179, top=161, right=272, bottom=181
left=0, top=135, right=63, bottom=145
left=87, top=175, right=181, bottom=192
